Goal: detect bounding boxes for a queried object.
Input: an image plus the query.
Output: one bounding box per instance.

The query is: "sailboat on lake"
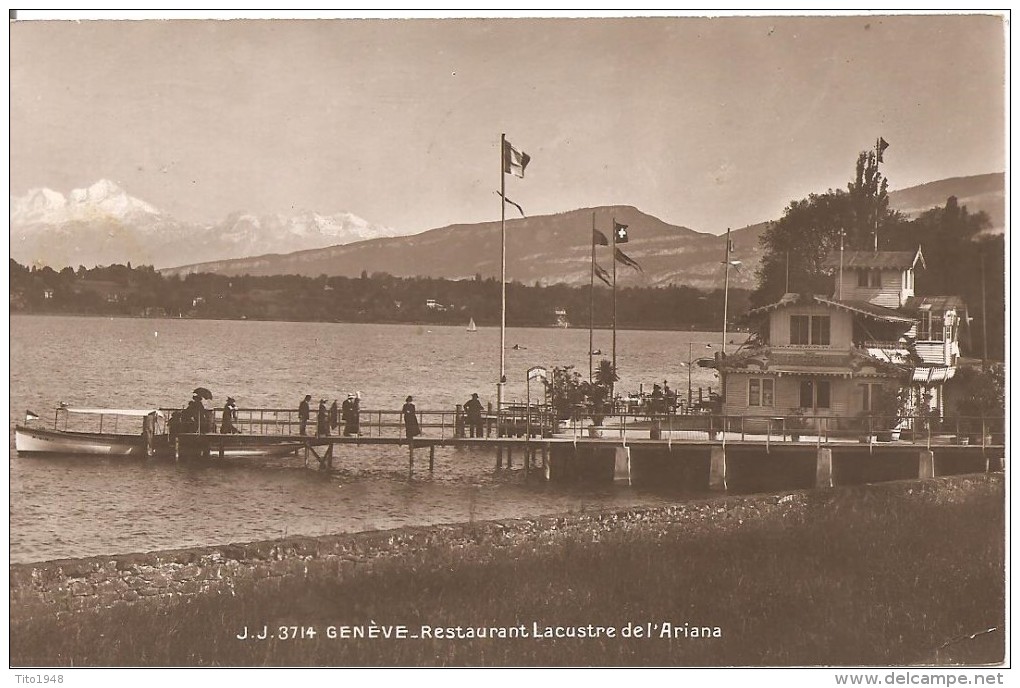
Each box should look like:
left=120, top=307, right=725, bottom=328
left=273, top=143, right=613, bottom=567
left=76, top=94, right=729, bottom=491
left=467, top=317, right=477, bottom=332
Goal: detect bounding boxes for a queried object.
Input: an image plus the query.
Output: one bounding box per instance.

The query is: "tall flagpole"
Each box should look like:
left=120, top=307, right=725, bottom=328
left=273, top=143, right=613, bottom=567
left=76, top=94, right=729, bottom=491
left=838, top=229, right=845, bottom=300
left=498, top=134, right=506, bottom=416
left=874, top=138, right=881, bottom=252
left=981, top=248, right=988, bottom=363
left=589, top=211, right=596, bottom=383
left=611, top=215, right=618, bottom=376
left=722, top=227, right=731, bottom=356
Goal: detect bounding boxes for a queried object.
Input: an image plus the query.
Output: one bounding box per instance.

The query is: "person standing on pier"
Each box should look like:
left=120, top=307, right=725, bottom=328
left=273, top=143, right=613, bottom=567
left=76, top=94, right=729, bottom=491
left=346, top=393, right=362, bottom=436
left=298, top=394, right=312, bottom=436
left=464, top=392, right=484, bottom=437
left=186, top=393, right=206, bottom=433
left=353, top=393, right=362, bottom=435
left=221, top=397, right=241, bottom=434
left=316, top=399, right=330, bottom=437
left=402, top=395, right=421, bottom=441
left=329, top=399, right=339, bottom=432
left=651, top=383, right=664, bottom=416
left=342, top=393, right=355, bottom=436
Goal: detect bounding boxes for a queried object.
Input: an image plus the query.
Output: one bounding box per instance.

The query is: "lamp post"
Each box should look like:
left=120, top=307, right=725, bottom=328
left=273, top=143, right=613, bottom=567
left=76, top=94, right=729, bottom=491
left=687, top=342, right=693, bottom=406
left=685, top=342, right=713, bottom=408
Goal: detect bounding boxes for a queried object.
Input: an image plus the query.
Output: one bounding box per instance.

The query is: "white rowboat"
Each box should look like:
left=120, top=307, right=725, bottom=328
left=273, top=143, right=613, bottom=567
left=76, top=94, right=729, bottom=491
left=15, top=407, right=300, bottom=459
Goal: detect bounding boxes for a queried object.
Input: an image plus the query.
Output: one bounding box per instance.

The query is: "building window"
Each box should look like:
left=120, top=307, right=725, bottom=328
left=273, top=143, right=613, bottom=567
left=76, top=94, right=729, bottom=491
left=791, top=315, right=830, bottom=345
left=860, top=383, right=886, bottom=412
left=748, top=378, right=774, bottom=407
left=917, top=311, right=944, bottom=340
left=800, top=380, right=813, bottom=408
left=799, top=379, right=831, bottom=410
left=811, top=316, right=831, bottom=345
left=857, top=269, right=882, bottom=287
left=791, top=315, right=809, bottom=344
left=816, top=380, right=831, bottom=408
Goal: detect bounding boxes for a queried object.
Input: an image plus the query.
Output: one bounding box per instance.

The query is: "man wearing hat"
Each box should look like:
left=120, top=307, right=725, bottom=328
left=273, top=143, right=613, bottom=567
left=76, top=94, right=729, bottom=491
left=464, top=392, right=485, bottom=438
left=221, top=397, right=241, bottom=434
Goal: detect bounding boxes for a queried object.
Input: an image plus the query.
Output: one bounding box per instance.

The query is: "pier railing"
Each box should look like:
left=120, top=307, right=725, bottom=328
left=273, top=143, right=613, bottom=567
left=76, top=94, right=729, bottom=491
left=555, top=412, right=1006, bottom=448
left=145, top=406, right=1005, bottom=448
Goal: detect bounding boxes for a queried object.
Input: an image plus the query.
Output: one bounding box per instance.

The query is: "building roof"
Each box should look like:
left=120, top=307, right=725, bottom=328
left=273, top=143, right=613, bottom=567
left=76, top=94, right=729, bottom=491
left=714, top=346, right=908, bottom=377
left=820, top=247, right=925, bottom=270
left=770, top=351, right=854, bottom=367
left=865, top=345, right=917, bottom=366
left=901, top=295, right=967, bottom=312
left=813, top=297, right=917, bottom=324
left=746, top=294, right=916, bottom=324
left=745, top=293, right=814, bottom=317
left=912, top=366, right=956, bottom=384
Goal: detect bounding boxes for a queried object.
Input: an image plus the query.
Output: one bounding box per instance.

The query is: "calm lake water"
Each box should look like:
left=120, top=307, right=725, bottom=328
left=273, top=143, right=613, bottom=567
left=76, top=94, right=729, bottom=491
left=10, top=314, right=728, bottom=564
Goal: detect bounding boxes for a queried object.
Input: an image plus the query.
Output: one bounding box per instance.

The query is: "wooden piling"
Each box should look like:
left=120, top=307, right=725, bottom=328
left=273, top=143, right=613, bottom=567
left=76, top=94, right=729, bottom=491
left=496, top=445, right=503, bottom=469
left=709, top=445, right=727, bottom=491
left=919, top=449, right=935, bottom=479
left=455, top=404, right=464, bottom=438
left=613, top=446, right=632, bottom=485
left=429, top=444, right=435, bottom=472
left=408, top=440, right=415, bottom=478
left=816, top=447, right=833, bottom=488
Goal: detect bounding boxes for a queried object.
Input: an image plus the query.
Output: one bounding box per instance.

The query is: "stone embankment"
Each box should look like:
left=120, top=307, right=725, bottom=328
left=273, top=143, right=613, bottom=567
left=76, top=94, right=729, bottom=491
left=10, top=474, right=1000, bottom=621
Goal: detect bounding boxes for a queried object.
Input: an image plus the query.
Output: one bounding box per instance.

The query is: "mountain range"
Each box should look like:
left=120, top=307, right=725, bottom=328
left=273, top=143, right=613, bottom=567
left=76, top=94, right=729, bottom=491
left=160, top=172, right=1003, bottom=290
left=12, top=172, right=1003, bottom=291
left=10, top=180, right=400, bottom=270
left=161, top=207, right=770, bottom=290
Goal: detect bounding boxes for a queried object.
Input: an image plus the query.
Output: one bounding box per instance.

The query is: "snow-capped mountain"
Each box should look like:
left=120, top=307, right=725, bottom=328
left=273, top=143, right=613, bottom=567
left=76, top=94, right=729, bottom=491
left=10, top=180, right=400, bottom=268
left=206, top=210, right=399, bottom=258
left=12, top=179, right=164, bottom=227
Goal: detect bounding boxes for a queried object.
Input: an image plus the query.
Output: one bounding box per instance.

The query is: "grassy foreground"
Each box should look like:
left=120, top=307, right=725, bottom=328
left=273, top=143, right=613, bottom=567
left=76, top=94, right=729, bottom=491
left=11, top=476, right=1004, bottom=667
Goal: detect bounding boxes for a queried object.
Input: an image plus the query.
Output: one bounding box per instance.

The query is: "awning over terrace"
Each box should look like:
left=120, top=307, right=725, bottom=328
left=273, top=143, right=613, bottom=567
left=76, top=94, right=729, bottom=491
left=911, top=367, right=955, bottom=384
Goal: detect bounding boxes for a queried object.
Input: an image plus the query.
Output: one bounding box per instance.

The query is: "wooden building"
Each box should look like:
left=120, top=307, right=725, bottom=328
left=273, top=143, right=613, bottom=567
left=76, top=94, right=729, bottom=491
left=715, top=248, right=965, bottom=429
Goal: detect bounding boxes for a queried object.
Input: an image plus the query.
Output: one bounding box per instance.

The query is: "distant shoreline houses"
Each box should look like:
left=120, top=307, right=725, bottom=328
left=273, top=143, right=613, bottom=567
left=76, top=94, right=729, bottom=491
left=714, top=248, right=965, bottom=431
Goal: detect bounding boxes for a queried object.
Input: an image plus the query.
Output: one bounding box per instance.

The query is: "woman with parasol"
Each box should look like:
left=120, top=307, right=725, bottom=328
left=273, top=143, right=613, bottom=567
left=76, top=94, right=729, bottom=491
left=189, top=387, right=214, bottom=433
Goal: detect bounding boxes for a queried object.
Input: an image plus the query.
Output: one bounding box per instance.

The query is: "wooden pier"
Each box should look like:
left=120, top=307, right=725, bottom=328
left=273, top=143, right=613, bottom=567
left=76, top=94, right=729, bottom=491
left=169, top=406, right=1005, bottom=492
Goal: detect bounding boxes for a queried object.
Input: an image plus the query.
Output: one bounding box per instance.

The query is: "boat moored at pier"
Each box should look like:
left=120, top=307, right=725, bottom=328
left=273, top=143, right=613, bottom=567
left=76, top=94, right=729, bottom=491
left=15, top=407, right=301, bottom=459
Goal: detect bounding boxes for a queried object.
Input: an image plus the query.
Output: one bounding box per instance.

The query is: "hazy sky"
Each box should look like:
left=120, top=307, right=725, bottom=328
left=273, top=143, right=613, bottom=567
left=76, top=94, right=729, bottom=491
left=9, top=13, right=1006, bottom=235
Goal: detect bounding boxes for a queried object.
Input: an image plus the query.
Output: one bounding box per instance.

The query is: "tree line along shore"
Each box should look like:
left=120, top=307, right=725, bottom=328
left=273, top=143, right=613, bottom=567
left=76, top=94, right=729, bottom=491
left=9, top=259, right=750, bottom=332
